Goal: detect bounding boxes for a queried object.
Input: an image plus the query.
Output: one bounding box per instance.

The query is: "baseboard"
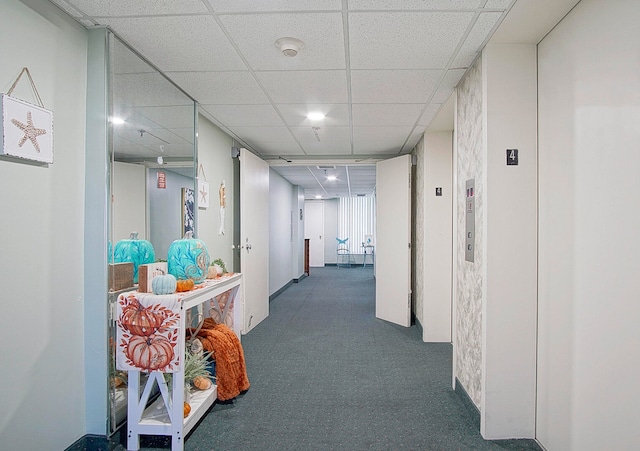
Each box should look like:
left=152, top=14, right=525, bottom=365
left=293, top=273, right=308, bottom=283
left=455, top=377, right=481, bottom=430
left=269, top=279, right=294, bottom=302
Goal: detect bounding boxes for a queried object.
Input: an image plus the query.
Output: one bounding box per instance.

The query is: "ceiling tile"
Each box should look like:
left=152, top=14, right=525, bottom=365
left=348, top=0, right=484, bottom=10
left=300, top=142, right=353, bottom=155
left=66, top=0, right=207, bottom=16
left=256, top=71, right=348, bottom=103
left=432, top=69, right=466, bottom=103
left=484, top=0, right=515, bottom=9
left=277, top=104, right=350, bottom=127
left=352, top=104, right=424, bottom=126
left=352, top=125, right=413, bottom=154
left=290, top=126, right=351, bottom=143
left=101, top=16, right=246, bottom=71
left=417, top=103, right=443, bottom=126
left=351, top=70, right=441, bottom=103
left=452, top=12, right=504, bottom=68
left=209, top=0, right=342, bottom=12
left=167, top=71, right=269, bottom=104
left=252, top=141, right=304, bottom=155
left=348, top=12, right=475, bottom=69
left=200, top=104, right=285, bottom=127
left=220, top=13, right=345, bottom=71
left=227, top=126, right=296, bottom=143
left=113, top=73, right=193, bottom=107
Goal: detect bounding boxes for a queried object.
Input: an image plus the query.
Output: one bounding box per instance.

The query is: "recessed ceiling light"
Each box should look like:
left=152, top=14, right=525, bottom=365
left=275, top=37, right=304, bottom=57
left=315, top=195, right=322, bottom=199
left=327, top=175, right=337, bottom=181
left=110, top=116, right=125, bottom=125
left=307, top=112, right=325, bottom=121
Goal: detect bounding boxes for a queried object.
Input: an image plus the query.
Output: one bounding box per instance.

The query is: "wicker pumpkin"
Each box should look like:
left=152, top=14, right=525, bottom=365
left=167, top=231, right=210, bottom=283
left=152, top=273, right=177, bottom=295
left=120, top=298, right=164, bottom=337
left=126, top=334, right=174, bottom=371
left=113, top=232, right=155, bottom=283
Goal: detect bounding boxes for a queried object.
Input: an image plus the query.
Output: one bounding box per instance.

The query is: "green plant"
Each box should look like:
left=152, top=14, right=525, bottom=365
left=183, top=348, right=214, bottom=388
left=211, top=258, right=227, bottom=273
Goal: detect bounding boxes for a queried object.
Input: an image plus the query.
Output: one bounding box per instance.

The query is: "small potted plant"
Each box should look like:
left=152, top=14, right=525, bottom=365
left=208, top=258, right=227, bottom=278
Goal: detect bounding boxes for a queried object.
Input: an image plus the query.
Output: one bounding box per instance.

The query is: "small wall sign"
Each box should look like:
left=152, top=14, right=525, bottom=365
left=157, top=171, right=166, bottom=189
left=435, top=187, right=442, bottom=196
left=506, top=149, right=518, bottom=166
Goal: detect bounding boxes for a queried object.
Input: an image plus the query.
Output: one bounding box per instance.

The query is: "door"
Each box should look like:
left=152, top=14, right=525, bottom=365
left=240, top=148, right=269, bottom=333
left=305, top=201, right=325, bottom=267
left=376, top=154, right=411, bottom=326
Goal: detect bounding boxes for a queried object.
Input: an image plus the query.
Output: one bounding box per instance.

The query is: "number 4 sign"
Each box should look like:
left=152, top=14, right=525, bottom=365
left=506, top=148, right=518, bottom=166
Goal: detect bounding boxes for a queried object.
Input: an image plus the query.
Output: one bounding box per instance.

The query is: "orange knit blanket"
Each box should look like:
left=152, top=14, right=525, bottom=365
left=194, top=318, right=250, bottom=401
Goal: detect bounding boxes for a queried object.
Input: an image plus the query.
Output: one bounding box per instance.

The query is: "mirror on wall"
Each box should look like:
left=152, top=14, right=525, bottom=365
left=107, top=31, right=197, bottom=435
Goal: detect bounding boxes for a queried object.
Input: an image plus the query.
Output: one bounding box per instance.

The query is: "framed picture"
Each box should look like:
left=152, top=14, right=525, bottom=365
left=1, top=94, right=53, bottom=164
left=181, top=187, right=195, bottom=236
left=198, top=178, right=209, bottom=209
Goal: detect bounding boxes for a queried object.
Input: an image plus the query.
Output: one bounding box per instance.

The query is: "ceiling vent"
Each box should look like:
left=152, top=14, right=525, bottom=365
left=275, top=37, right=304, bottom=57
left=317, top=165, right=336, bottom=170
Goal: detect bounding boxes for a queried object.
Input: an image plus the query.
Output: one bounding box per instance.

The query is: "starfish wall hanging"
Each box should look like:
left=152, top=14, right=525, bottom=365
left=2, top=93, right=54, bottom=164
left=11, top=111, right=47, bottom=152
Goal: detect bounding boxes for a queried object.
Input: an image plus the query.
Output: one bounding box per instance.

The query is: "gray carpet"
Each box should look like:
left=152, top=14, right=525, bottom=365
left=120, top=266, right=541, bottom=451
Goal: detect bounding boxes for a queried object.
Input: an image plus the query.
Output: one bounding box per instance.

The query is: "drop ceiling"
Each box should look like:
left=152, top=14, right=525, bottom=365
left=47, top=0, right=577, bottom=199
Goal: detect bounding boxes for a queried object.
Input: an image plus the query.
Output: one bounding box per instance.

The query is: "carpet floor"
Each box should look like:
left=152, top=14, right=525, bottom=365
left=115, top=266, right=541, bottom=451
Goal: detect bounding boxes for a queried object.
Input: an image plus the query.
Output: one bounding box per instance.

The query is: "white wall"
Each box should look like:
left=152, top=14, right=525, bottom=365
left=269, top=169, right=295, bottom=296
left=422, top=131, right=453, bottom=343
left=537, top=1, right=640, bottom=449
left=481, top=44, right=537, bottom=439
left=454, top=45, right=538, bottom=439
left=323, top=199, right=339, bottom=264
left=0, top=0, right=88, bottom=448
left=197, top=114, right=235, bottom=270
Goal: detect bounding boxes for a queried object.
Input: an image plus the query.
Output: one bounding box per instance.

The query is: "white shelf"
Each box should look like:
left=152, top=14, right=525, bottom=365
left=138, top=385, right=217, bottom=435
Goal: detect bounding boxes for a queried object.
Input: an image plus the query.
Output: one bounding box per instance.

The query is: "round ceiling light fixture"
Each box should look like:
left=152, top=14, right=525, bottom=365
left=275, top=37, right=305, bottom=57
left=307, top=112, right=325, bottom=121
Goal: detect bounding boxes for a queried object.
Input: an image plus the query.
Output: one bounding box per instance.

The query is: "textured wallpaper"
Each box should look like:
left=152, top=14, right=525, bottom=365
left=412, top=137, right=425, bottom=327
left=455, top=57, right=484, bottom=409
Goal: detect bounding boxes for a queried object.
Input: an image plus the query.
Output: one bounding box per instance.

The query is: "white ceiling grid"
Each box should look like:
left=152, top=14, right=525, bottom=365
left=48, top=0, right=517, bottom=198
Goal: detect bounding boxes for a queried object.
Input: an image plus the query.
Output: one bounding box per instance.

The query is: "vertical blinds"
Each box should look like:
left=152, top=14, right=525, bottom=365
left=337, top=196, right=375, bottom=253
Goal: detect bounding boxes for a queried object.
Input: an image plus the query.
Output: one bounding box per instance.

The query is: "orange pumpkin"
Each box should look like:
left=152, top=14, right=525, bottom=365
left=176, top=278, right=195, bottom=292
left=184, top=402, right=191, bottom=417
left=120, top=298, right=164, bottom=336
left=126, top=334, right=174, bottom=371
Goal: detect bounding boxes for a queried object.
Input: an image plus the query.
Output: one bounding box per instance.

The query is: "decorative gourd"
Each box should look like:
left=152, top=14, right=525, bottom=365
left=167, top=231, right=210, bottom=283
left=183, top=402, right=191, bottom=418
left=113, top=232, right=155, bottom=283
left=126, top=334, right=174, bottom=371
left=152, top=273, right=177, bottom=295
left=176, top=278, right=195, bottom=292
left=120, top=298, right=164, bottom=336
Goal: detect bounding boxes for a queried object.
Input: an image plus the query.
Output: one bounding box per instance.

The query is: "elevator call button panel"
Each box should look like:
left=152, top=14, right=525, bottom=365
left=465, top=178, right=475, bottom=263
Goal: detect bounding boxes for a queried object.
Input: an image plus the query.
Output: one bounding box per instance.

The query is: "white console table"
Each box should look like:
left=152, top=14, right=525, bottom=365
left=118, top=273, right=243, bottom=451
